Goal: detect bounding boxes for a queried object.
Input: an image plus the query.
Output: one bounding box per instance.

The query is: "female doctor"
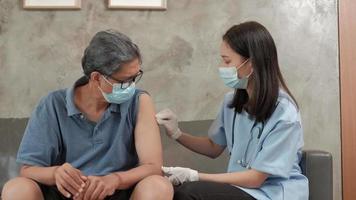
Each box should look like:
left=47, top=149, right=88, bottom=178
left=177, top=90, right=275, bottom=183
left=156, top=21, right=308, bottom=200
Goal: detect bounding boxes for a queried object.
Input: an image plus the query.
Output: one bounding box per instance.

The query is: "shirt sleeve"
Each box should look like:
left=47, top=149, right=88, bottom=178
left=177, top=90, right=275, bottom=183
left=16, top=95, right=61, bottom=167
left=208, top=101, right=227, bottom=147
left=131, top=89, right=149, bottom=126
left=251, top=120, right=302, bottom=178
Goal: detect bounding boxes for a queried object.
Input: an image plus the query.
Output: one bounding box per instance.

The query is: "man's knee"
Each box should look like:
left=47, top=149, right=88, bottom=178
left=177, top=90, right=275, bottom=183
left=131, top=175, right=173, bottom=200
left=1, top=177, right=43, bottom=200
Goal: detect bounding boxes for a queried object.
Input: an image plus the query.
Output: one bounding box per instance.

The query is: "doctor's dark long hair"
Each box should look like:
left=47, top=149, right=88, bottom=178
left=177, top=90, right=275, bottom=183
left=223, top=21, right=298, bottom=122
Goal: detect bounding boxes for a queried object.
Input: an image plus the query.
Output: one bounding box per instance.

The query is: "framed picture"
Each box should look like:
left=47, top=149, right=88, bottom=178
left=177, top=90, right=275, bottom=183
left=108, top=0, right=167, bottom=10
left=23, top=0, right=81, bottom=9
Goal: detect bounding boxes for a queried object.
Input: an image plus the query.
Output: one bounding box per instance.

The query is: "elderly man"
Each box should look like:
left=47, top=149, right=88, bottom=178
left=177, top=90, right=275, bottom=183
left=2, top=30, right=173, bottom=200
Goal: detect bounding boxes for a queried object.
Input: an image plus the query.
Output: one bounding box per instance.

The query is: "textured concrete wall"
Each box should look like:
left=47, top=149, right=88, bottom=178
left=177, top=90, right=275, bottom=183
left=0, top=0, right=340, bottom=199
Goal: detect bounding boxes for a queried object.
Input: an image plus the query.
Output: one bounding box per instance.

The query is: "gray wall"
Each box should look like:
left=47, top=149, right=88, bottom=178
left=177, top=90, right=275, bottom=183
left=0, top=0, right=340, bottom=199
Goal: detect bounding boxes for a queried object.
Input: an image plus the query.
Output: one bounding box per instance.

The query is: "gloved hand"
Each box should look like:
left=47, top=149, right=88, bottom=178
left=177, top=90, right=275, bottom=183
left=162, top=166, right=199, bottom=186
left=156, top=109, right=182, bottom=140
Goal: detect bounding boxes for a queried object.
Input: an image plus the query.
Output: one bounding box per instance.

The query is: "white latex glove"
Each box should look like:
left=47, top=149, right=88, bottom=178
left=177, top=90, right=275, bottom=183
left=156, top=109, right=182, bottom=140
left=162, top=166, right=199, bottom=186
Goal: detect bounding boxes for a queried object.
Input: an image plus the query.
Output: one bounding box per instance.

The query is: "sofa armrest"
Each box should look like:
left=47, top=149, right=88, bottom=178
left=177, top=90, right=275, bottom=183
left=300, top=150, right=333, bottom=200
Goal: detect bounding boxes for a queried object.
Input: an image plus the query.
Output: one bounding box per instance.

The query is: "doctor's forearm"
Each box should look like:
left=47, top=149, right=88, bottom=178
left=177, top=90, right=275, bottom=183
left=198, top=170, right=268, bottom=188
left=177, top=133, right=223, bottom=158
left=113, top=163, right=162, bottom=190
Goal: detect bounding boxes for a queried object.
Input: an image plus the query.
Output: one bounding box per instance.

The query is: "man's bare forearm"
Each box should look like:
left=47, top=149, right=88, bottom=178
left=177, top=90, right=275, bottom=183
left=113, top=163, right=162, bottom=190
left=20, top=165, right=59, bottom=186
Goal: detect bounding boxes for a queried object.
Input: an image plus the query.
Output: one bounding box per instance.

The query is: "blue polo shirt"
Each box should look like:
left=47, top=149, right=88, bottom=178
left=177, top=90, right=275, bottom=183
left=17, top=81, right=145, bottom=176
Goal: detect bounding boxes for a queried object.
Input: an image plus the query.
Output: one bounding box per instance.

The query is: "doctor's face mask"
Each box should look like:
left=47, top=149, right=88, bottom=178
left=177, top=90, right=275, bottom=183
left=218, top=59, right=253, bottom=89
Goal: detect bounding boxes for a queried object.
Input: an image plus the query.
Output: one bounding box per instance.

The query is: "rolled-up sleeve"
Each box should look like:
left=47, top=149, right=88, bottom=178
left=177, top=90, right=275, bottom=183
left=16, top=96, right=61, bottom=167
left=208, top=102, right=227, bottom=147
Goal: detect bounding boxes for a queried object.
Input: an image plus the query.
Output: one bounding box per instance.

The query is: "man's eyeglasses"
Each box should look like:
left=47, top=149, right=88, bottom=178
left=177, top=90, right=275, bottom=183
left=105, top=70, right=143, bottom=89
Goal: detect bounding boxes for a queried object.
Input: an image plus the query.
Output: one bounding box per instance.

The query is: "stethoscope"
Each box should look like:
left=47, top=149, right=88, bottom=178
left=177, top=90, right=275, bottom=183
left=231, top=111, right=264, bottom=169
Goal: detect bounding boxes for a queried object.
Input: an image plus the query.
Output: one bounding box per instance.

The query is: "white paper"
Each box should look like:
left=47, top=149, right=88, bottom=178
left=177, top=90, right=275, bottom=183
left=110, top=0, right=163, bottom=7
left=25, top=0, right=77, bottom=6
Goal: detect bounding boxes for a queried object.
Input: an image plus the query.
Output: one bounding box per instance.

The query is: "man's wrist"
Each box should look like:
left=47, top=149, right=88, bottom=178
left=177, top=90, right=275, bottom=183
left=111, top=173, right=122, bottom=189
left=52, top=166, right=60, bottom=184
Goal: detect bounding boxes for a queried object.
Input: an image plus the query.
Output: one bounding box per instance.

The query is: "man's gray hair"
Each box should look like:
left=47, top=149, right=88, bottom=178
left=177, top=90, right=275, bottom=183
left=81, top=30, right=141, bottom=77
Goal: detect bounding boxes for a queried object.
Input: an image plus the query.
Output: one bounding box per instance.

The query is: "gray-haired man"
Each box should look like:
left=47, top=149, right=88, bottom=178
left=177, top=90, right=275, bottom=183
left=2, top=30, right=173, bottom=200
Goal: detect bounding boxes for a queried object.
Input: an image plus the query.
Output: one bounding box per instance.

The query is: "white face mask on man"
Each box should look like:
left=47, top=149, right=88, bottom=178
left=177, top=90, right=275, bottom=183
left=218, top=59, right=253, bottom=89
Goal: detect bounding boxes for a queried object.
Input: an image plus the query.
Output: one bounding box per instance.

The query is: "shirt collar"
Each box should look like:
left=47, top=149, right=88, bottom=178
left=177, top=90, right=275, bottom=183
left=66, top=86, right=82, bottom=116
left=66, top=84, right=121, bottom=117
left=108, top=103, right=120, bottom=113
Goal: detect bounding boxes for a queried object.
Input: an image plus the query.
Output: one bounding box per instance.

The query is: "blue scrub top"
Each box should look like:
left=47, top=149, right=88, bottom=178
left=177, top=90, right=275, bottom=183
left=208, top=90, right=308, bottom=200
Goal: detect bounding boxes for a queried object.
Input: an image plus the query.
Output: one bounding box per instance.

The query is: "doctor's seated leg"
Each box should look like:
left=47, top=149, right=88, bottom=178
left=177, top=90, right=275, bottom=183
left=130, top=175, right=173, bottom=200
left=1, top=177, right=43, bottom=200
left=174, top=181, right=256, bottom=200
